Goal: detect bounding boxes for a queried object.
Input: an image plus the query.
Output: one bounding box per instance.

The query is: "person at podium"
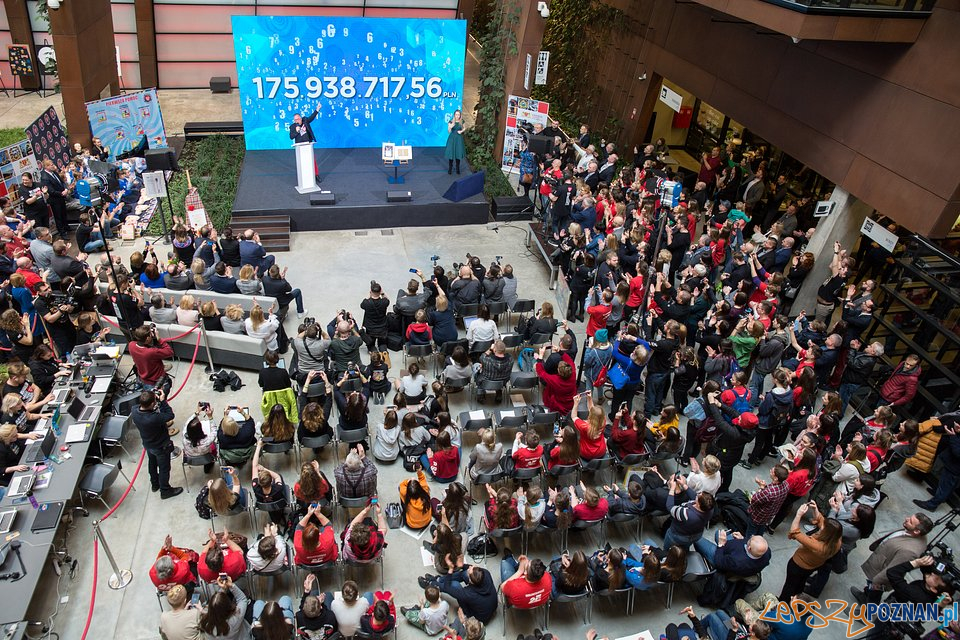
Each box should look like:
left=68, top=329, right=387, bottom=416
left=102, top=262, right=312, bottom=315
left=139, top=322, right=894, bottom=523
left=445, top=110, right=467, bottom=175
left=289, top=108, right=320, bottom=182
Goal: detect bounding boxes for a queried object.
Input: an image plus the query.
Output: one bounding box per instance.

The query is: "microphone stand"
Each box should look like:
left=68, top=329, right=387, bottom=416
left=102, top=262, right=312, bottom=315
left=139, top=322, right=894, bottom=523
left=0, top=541, right=27, bottom=581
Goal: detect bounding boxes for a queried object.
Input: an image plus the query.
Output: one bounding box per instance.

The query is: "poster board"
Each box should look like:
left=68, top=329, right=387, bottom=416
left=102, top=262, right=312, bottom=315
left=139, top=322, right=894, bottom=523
left=85, top=88, right=168, bottom=161
left=500, top=95, right=550, bottom=175
left=0, top=139, right=40, bottom=204
left=25, top=106, right=70, bottom=169
left=7, top=45, right=34, bottom=77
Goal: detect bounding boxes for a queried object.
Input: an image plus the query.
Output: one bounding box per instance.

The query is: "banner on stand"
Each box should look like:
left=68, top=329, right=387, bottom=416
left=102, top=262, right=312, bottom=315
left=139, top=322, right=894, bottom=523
left=85, top=88, right=168, bottom=161
left=500, top=95, right=549, bottom=175
left=0, top=138, right=39, bottom=204
left=25, top=106, right=70, bottom=169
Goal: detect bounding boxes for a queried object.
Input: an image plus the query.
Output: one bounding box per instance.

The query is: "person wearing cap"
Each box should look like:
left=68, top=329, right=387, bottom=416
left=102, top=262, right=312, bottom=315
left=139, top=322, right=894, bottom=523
left=704, top=389, right=758, bottom=493
left=582, top=330, right=614, bottom=402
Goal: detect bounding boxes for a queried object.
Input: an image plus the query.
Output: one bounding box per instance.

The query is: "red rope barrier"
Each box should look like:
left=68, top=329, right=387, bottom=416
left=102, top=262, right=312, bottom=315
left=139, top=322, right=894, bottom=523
left=167, top=329, right=202, bottom=401
left=81, top=539, right=99, bottom=640
left=100, top=313, right=200, bottom=342
left=79, top=325, right=202, bottom=638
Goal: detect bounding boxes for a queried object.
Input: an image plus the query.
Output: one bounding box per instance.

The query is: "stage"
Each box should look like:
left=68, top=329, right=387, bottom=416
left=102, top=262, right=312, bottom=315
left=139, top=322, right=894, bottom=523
left=232, top=147, right=489, bottom=232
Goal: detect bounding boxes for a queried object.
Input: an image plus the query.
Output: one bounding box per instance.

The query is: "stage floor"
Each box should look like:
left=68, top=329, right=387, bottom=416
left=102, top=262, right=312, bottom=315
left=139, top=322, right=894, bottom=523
left=232, top=147, right=489, bottom=231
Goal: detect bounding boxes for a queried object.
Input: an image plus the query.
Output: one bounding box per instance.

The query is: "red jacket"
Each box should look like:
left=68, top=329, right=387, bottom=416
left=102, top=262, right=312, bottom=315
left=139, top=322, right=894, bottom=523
left=428, top=446, right=460, bottom=479
left=880, top=363, right=920, bottom=406
left=536, top=354, right=578, bottom=414
left=585, top=303, right=611, bottom=337
left=130, top=339, right=174, bottom=385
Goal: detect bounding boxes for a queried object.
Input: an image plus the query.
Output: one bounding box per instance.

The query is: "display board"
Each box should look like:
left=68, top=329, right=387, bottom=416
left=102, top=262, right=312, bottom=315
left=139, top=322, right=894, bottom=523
left=232, top=16, right=467, bottom=150
left=0, top=139, right=39, bottom=204
left=500, top=95, right=550, bottom=174
left=25, top=107, right=70, bottom=169
left=85, top=89, right=168, bottom=160
left=7, top=45, right=34, bottom=77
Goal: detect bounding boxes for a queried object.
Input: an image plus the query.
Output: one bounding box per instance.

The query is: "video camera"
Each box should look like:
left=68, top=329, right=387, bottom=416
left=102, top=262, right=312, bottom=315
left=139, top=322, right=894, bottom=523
left=929, top=542, right=960, bottom=591
left=47, top=283, right=80, bottom=309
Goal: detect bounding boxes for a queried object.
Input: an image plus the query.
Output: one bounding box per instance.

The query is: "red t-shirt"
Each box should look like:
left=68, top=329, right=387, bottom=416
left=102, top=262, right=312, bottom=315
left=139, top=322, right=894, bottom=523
left=574, top=418, right=607, bottom=460
left=149, top=558, right=195, bottom=591
left=429, top=447, right=460, bottom=479
left=512, top=446, right=543, bottom=470
left=585, top=304, right=611, bottom=338
left=548, top=446, right=577, bottom=470
left=197, top=547, right=247, bottom=582
left=294, top=524, right=338, bottom=565
left=573, top=499, right=609, bottom=522
left=502, top=572, right=553, bottom=609
left=626, top=274, right=645, bottom=308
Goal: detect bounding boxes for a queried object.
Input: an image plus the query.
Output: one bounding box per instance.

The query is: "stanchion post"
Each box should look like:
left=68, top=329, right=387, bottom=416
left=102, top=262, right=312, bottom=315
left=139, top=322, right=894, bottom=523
left=199, top=321, right=220, bottom=375
left=92, top=520, right=133, bottom=590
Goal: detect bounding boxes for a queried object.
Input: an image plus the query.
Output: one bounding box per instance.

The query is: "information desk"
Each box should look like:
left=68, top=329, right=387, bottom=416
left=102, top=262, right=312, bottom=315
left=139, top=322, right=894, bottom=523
left=0, top=352, right=121, bottom=625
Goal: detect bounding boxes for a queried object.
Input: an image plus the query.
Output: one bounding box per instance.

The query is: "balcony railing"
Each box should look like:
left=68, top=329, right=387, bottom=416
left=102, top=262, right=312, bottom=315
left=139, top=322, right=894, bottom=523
left=762, top=0, right=935, bottom=17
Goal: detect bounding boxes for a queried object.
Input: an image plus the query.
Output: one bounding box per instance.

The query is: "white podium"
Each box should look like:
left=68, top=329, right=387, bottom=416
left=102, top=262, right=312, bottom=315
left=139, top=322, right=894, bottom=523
left=294, top=141, right=320, bottom=194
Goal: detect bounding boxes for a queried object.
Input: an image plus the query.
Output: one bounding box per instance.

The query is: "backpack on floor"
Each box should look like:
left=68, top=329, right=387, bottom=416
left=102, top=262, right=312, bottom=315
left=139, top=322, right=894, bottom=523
left=467, top=533, right=498, bottom=563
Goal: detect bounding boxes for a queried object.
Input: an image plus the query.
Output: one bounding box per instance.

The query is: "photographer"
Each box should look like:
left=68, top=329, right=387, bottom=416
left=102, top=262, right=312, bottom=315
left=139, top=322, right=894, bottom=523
left=129, top=324, right=174, bottom=396
left=328, top=315, right=363, bottom=377
left=861, top=557, right=954, bottom=640
left=33, top=280, right=78, bottom=358
left=359, top=280, right=389, bottom=351
left=132, top=388, right=182, bottom=499
left=914, top=412, right=960, bottom=511
left=292, top=320, right=330, bottom=382
left=112, top=274, right=146, bottom=330
left=448, top=265, right=481, bottom=312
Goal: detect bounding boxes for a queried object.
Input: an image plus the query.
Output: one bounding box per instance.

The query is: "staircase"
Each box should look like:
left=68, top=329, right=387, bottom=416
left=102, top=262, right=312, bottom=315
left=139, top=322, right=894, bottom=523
left=228, top=214, right=290, bottom=252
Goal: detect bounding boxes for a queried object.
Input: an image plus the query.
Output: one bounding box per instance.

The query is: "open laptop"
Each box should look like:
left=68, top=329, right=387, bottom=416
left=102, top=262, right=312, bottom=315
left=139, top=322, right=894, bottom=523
left=6, top=473, right=35, bottom=499
left=67, top=397, right=100, bottom=423
left=51, top=386, right=74, bottom=406
left=86, top=365, right=115, bottom=379
left=31, top=501, right=65, bottom=533
left=90, top=376, right=112, bottom=394
left=23, top=428, right=57, bottom=464
left=0, top=509, right=15, bottom=535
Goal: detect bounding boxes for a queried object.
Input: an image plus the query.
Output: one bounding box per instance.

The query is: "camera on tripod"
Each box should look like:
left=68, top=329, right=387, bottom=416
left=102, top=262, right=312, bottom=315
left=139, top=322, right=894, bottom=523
left=928, top=542, right=960, bottom=591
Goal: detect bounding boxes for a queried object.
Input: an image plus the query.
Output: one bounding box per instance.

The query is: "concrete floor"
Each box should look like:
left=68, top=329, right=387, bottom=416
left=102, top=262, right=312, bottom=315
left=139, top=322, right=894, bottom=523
left=0, top=48, right=956, bottom=640
left=10, top=224, right=955, bottom=640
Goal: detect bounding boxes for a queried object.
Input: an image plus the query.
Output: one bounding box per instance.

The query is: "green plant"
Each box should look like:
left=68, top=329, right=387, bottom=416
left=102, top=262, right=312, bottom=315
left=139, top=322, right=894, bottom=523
left=146, top=135, right=244, bottom=235
left=468, top=0, right=520, bottom=161
left=465, top=138, right=515, bottom=199
left=531, top=0, right=623, bottom=139
left=0, top=129, right=26, bottom=148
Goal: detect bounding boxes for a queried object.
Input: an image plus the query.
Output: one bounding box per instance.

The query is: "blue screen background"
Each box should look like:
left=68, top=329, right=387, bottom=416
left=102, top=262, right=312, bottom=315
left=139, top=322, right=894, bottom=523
left=232, top=16, right=467, bottom=150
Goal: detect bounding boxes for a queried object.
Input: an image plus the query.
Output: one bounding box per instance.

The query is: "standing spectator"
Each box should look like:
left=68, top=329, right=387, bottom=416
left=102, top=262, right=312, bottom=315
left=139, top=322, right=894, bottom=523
left=607, top=341, right=650, bottom=420
left=779, top=502, right=842, bottom=601
left=129, top=324, right=174, bottom=391
left=360, top=280, right=389, bottom=350
left=878, top=354, right=921, bottom=412
left=913, top=416, right=960, bottom=510
left=663, top=478, right=715, bottom=550
left=535, top=347, right=577, bottom=414
left=814, top=242, right=851, bottom=324
left=854, top=512, right=933, bottom=604
left=132, top=389, right=182, bottom=498
left=745, top=465, right=790, bottom=536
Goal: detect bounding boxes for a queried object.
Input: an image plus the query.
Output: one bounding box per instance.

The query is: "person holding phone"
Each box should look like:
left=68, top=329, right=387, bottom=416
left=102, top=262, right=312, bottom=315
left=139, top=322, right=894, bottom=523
left=341, top=502, right=388, bottom=561
left=159, top=584, right=203, bottom=640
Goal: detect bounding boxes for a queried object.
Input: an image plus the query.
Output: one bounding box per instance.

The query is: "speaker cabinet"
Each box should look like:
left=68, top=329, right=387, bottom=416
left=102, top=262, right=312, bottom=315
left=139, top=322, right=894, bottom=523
left=145, top=148, right=178, bottom=172
left=387, top=191, right=412, bottom=202
left=210, top=77, right=232, bottom=93
left=310, top=193, right=335, bottom=205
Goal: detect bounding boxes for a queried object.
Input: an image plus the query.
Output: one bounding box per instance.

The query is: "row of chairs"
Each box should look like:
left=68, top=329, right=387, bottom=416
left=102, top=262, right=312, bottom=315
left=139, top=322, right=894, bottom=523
left=497, top=548, right=714, bottom=638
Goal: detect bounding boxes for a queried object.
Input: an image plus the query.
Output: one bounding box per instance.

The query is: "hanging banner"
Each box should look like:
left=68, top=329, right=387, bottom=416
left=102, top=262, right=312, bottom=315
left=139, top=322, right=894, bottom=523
left=0, top=138, right=40, bottom=204
left=500, top=94, right=550, bottom=175
left=85, top=88, right=168, bottom=161
left=25, top=106, right=70, bottom=169
left=535, top=51, right=549, bottom=85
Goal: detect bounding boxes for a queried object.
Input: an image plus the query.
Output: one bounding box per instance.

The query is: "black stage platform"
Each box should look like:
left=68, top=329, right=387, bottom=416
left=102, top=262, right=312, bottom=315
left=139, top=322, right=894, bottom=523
left=232, top=147, right=489, bottom=231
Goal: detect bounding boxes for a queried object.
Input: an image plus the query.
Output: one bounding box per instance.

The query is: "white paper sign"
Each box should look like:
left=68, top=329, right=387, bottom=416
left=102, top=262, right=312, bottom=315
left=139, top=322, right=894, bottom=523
left=659, top=85, right=683, bottom=112
left=187, top=207, right=207, bottom=229
left=524, top=53, right=532, bottom=91
left=142, top=171, right=167, bottom=198
left=860, top=217, right=899, bottom=252
left=535, top=51, right=549, bottom=85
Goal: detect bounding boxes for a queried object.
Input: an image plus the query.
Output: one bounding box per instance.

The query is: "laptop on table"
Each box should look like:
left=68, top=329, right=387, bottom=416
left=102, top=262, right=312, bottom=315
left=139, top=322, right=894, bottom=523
left=23, top=428, right=57, bottom=465
left=67, top=397, right=101, bottom=423
left=31, top=501, right=65, bottom=533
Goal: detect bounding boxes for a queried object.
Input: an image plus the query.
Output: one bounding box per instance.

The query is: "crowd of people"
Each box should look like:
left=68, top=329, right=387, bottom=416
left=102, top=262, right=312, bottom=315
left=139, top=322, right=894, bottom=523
left=3, top=137, right=957, bottom=640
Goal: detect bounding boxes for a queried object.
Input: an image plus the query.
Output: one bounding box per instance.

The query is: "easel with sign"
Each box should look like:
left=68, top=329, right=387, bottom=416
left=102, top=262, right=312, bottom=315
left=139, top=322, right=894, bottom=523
left=382, top=142, right=413, bottom=184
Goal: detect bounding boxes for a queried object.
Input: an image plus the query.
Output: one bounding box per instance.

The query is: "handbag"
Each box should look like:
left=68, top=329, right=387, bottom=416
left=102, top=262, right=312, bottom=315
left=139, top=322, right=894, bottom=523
left=466, top=533, right=498, bottom=563
left=384, top=502, right=404, bottom=529
left=380, top=350, right=391, bottom=369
